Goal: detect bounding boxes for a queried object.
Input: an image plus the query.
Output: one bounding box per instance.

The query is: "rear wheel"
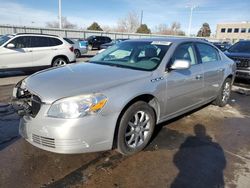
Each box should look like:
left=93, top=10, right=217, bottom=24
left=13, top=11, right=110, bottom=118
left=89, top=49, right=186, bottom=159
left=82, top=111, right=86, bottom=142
left=74, top=49, right=81, bottom=58
left=116, top=101, right=155, bottom=155
left=214, top=78, right=232, bottom=107
left=52, top=57, right=67, bottom=67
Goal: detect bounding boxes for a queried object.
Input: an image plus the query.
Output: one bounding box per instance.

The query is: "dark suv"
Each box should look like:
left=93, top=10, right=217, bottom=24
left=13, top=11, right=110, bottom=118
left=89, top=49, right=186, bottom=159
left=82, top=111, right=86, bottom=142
left=225, top=40, right=250, bottom=80
left=86, top=36, right=111, bottom=50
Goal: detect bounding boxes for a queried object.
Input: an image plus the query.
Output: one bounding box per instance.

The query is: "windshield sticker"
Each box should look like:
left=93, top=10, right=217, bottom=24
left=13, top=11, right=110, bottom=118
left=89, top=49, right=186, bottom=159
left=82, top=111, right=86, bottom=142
left=151, top=41, right=172, bottom=45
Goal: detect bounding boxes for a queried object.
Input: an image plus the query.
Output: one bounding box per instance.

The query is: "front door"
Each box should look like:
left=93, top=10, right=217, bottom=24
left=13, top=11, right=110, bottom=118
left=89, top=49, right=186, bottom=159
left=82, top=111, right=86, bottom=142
left=0, top=36, right=33, bottom=69
left=164, top=43, right=204, bottom=116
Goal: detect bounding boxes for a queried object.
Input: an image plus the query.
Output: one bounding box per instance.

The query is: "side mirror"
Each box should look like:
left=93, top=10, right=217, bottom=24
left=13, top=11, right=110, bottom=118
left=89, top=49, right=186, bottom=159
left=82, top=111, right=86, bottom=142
left=6, top=43, right=15, bottom=49
left=171, top=60, right=191, bottom=70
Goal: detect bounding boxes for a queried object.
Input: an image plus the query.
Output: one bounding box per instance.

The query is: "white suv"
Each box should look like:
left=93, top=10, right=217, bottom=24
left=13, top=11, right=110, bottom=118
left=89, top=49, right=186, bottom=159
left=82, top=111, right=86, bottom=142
left=0, top=33, right=76, bottom=71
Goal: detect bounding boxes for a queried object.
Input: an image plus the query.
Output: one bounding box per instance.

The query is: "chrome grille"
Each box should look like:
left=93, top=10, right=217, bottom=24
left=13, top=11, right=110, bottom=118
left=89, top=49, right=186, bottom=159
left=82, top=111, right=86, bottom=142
left=32, top=134, right=55, bottom=148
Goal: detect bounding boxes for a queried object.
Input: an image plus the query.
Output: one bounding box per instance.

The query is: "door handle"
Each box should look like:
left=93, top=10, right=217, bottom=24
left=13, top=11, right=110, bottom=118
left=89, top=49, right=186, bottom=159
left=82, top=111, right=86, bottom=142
left=52, top=48, right=58, bottom=50
left=27, top=50, right=33, bottom=52
left=195, top=74, right=202, bottom=80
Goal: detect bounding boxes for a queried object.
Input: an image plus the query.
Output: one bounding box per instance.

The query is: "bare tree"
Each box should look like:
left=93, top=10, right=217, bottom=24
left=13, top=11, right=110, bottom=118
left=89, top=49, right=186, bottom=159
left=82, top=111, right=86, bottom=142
left=154, top=24, right=170, bottom=35
left=155, top=22, right=185, bottom=36
left=102, top=25, right=112, bottom=32
left=171, top=22, right=181, bottom=34
left=46, top=17, right=77, bottom=29
left=117, top=11, right=140, bottom=33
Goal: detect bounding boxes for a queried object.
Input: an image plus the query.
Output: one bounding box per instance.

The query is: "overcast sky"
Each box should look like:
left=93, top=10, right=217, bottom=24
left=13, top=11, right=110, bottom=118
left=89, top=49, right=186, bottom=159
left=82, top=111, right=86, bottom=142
left=0, top=0, right=250, bottom=35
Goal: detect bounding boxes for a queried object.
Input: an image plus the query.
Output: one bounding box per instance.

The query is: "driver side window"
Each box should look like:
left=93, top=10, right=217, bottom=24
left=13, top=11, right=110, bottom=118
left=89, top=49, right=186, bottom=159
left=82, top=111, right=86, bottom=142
left=9, top=36, right=31, bottom=48
left=172, top=43, right=197, bottom=65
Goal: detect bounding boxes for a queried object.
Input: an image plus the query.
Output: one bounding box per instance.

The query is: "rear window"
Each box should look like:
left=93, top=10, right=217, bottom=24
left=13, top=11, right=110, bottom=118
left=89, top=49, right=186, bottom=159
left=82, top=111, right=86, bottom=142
left=63, top=38, right=74, bottom=44
left=49, top=38, right=63, bottom=46
left=196, top=43, right=220, bottom=63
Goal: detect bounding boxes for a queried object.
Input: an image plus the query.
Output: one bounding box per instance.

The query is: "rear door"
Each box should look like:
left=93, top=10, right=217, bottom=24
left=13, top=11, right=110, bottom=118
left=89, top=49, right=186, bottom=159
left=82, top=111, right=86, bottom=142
left=165, top=43, right=204, bottom=116
left=195, top=42, right=223, bottom=99
left=30, top=36, right=62, bottom=67
left=0, top=36, right=33, bottom=69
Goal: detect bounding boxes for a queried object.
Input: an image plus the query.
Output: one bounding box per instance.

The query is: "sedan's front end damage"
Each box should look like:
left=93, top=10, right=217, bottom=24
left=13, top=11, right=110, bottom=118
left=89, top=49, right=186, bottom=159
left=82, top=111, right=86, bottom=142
left=12, top=79, right=116, bottom=154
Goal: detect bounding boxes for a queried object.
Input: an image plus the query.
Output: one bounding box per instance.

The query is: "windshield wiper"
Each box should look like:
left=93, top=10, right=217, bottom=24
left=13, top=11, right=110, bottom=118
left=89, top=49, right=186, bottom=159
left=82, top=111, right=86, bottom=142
left=89, top=61, right=124, bottom=68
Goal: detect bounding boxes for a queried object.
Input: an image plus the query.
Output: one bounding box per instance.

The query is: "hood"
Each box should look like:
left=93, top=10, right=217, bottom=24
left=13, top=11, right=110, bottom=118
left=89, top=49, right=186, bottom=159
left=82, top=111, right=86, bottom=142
left=224, top=51, right=250, bottom=59
left=24, top=63, right=151, bottom=103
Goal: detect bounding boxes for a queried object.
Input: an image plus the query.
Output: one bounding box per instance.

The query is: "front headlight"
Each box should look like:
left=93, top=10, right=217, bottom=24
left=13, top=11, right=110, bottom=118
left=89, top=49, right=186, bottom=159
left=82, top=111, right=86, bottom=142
left=47, top=94, right=107, bottom=119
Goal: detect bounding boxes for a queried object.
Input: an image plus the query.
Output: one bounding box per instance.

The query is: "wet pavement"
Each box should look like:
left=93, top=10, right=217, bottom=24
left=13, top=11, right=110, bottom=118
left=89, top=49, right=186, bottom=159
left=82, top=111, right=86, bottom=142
left=0, top=82, right=250, bottom=187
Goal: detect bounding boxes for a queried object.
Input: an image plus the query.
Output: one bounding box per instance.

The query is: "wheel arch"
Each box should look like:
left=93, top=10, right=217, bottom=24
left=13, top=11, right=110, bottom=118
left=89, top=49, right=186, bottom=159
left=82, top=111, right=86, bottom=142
left=224, top=73, right=234, bottom=86
left=112, top=94, right=160, bottom=149
left=51, top=55, right=69, bottom=66
left=226, top=74, right=233, bottom=80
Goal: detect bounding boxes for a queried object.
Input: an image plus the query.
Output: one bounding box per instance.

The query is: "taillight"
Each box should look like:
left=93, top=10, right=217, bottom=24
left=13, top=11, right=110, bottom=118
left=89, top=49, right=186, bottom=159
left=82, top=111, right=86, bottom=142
left=69, top=46, right=74, bottom=52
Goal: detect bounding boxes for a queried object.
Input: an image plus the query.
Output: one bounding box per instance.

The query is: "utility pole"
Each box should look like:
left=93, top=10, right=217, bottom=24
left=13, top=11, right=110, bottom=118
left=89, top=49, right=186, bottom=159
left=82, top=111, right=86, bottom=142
left=140, top=10, right=143, bottom=26
left=187, top=5, right=197, bottom=36
left=58, top=0, right=62, bottom=29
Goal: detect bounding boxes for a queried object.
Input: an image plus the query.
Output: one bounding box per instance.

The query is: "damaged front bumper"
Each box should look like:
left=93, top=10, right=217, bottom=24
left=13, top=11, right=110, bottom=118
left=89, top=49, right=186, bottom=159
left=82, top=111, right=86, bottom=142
left=12, top=80, right=116, bottom=154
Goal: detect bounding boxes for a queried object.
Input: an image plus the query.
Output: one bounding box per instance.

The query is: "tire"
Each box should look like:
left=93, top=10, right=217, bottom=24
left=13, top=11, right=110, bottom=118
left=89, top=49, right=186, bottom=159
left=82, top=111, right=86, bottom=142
left=52, top=57, right=67, bottom=67
left=214, top=78, right=232, bottom=107
left=88, top=44, right=93, bottom=51
left=117, top=101, right=156, bottom=155
left=74, top=49, right=81, bottom=58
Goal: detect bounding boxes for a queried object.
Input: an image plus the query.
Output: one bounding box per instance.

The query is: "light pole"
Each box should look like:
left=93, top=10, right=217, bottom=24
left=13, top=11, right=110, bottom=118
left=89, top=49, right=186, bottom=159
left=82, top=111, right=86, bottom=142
left=187, top=5, right=197, bottom=36
left=58, top=0, right=62, bottom=29
left=140, top=10, right=143, bottom=26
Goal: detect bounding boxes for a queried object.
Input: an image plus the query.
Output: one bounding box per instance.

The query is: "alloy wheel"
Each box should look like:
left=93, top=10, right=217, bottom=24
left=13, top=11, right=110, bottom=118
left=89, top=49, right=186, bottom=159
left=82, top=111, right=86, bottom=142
left=125, top=111, right=151, bottom=148
left=53, top=59, right=67, bottom=67
left=222, top=82, right=231, bottom=103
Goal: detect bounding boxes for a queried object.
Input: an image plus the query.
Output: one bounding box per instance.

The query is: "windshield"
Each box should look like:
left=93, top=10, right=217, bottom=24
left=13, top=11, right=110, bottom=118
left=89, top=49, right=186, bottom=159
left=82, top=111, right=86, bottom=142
left=228, top=41, right=250, bottom=53
left=90, top=41, right=171, bottom=71
left=0, top=35, right=11, bottom=46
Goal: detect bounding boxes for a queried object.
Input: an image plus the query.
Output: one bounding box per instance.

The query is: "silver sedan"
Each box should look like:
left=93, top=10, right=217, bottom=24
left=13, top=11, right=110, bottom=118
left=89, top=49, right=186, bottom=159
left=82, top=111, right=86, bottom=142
left=13, top=38, right=235, bottom=155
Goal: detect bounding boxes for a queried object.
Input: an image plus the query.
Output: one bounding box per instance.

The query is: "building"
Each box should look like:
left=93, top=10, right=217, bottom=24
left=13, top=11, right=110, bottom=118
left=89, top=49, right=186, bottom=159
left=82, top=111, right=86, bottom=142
left=216, top=21, right=250, bottom=43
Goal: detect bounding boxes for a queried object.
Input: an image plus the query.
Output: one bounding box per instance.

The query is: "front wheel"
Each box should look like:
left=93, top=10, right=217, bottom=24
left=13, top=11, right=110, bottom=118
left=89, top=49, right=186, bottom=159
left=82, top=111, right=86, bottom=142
left=116, top=101, right=155, bottom=155
left=214, top=78, right=232, bottom=107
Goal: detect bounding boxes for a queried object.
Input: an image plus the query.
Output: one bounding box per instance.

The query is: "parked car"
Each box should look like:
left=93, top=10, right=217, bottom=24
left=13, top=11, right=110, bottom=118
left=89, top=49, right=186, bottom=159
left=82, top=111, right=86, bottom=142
left=0, top=33, right=76, bottom=71
left=212, top=42, right=231, bottom=52
left=87, top=36, right=111, bottom=50
left=63, top=38, right=88, bottom=58
left=13, top=38, right=235, bottom=155
left=100, top=38, right=129, bottom=49
left=224, top=40, right=250, bottom=80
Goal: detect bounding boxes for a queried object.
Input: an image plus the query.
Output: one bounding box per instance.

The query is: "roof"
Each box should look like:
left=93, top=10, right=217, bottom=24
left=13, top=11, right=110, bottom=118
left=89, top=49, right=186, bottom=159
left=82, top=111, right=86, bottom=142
left=126, top=37, right=209, bottom=44
left=15, top=33, right=59, bottom=37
